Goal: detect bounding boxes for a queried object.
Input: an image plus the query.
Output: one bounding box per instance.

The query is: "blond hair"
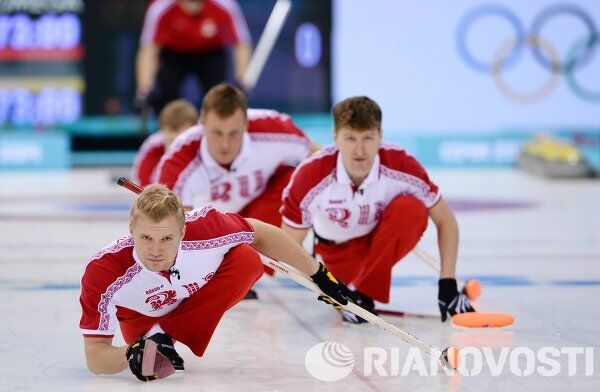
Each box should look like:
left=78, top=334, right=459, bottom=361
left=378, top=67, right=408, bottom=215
left=159, top=99, right=198, bottom=131
left=333, top=96, right=382, bottom=133
left=130, top=184, right=185, bottom=228
left=201, top=83, right=247, bottom=119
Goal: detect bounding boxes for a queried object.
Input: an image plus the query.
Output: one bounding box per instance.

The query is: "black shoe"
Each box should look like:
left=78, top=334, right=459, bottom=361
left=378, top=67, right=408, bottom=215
left=148, top=333, right=184, bottom=371
left=341, top=290, right=378, bottom=324
left=243, top=289, right=258, bottom=300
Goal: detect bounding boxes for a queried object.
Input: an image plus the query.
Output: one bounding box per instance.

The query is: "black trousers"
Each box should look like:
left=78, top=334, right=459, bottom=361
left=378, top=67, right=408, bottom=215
left=150, top=48, right=227, bottom=114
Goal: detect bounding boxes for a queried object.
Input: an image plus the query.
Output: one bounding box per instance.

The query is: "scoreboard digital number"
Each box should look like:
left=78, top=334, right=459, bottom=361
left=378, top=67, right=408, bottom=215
left=0, top=0, right=84, bottom=127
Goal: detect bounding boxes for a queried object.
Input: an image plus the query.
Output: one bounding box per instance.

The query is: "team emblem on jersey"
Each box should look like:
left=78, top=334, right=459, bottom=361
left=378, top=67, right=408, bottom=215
left=325, top=207, right=352, bottom=228
left=183, top=282, right=201, bottom=296
left=203, top=272, right=214, bottom=282
left=145, top=290, right=178, bottom=311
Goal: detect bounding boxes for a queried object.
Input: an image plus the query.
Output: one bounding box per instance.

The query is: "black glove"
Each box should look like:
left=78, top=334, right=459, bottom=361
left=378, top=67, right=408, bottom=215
left=126, top=338, right=158, bottom=382
left=438, top=278, right=475, bottom=322
left=310, top=262, right=359, bottom=308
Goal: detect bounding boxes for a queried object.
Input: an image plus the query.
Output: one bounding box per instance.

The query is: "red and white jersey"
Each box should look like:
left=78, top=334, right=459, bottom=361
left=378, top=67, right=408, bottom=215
left=156, top=109, right=311, bottom=211
left=281, top=144, right=440, bottom=243
left=79, top=206, right=254, bottom=338
left=140, top=0, right=251, bottom=53
left=132, top=132, right=166, bottom=187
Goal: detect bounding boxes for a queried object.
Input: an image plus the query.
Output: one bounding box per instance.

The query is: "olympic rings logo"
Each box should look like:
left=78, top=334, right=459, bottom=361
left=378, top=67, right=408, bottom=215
left=456, top=3, right=600, bottom=103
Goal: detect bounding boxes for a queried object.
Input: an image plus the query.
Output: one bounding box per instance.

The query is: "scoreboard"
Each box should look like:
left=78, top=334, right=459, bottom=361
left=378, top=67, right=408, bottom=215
left=0, top=0, right=84, bottom=127
left=0, top=0, right=331, bottom=126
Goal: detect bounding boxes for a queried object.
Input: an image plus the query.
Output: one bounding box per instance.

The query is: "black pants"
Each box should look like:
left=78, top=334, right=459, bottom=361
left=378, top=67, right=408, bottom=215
left=150, top=48, right=227, bottom=114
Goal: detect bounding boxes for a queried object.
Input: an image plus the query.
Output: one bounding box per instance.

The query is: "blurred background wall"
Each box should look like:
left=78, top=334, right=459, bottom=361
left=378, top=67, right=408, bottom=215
left=0, top=0, right=597, bottom=170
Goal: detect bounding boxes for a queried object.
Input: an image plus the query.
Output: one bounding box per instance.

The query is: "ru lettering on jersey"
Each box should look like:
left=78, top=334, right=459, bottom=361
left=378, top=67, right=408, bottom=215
left=326, top=202, right=386, bottom=228
left=210, top=170, right=265, bottom=202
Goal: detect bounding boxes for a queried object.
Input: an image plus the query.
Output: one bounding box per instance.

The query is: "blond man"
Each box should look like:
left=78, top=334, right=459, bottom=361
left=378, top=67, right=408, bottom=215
left=79, top=184, right=355, bottom=381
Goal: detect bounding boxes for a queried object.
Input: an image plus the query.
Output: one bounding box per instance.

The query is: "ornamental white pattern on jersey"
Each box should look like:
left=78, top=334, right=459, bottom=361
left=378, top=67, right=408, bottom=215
left=185, top=204, right=215, bottom=221
left=98, top=264, right=142, bottom=330
left=181, top=231, right=254, bottom=250
left=89, top=236, right=133, bottom=263
left=174, top=156, right=202, bottom=197
left=299, top=171, right=336, bottom=227
left=379, top=165, right=438, bottom=206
